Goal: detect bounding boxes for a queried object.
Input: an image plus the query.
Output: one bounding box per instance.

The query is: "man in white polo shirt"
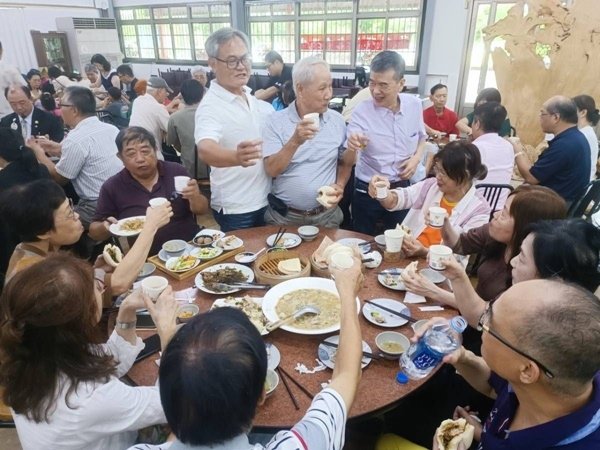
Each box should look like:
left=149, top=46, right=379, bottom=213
left=195, top=28, right=273, bottom=232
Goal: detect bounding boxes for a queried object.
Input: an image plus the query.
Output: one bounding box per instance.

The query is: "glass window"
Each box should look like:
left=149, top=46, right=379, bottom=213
left=153, top=7, right=169, bottom=20
left=327, top=1, right=353, bottom=14
left=387, top=17, right=419, bottom=67
left=191, top=5, right=209, bottom=18
left=120, top=9, right=134, bottom=21
left=326, top=19, right=352, bottom=65
left=121, top=25, right=138, bottom=57
left=193, top=23, right=211, bottom=60
left=273, top=21, right=295, bottom=63
left=135, top=8, right=150, bottom=20
left=172, top=23, right=192, bottom=60
left=170, top=7, right=188, bottom=19
left=211, top=3, right=230, bottom=18
left=301, top=1, right=326, bottom=15
left=138, top=24, right=155, bottom=59
left=248, top=3, right=271, bottom=17
left=272, top=3, right=295, bottom=16
left=155, top=23, right=173, bottom=59
left=358, top=0, right=388, bottom=13
left=389, top=0, right=422, bottom=12
left=250, top=22, right=271, bottom=61
left=300, top=20, right=325, bottom=58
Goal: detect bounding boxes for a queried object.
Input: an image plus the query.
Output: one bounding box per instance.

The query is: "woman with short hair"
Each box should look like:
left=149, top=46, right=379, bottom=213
left=91, top=54, right=120, bottom=91
left=0, top=253, right=177, bottom=450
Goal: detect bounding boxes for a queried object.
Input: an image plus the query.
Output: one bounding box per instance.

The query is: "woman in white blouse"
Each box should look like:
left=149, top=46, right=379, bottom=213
left=0, top=253, right=178, bottom=450
left=573, top=94, right=599, bottom=181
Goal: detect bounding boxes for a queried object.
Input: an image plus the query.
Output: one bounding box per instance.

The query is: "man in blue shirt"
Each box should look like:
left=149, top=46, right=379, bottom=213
left=440, top=279, right=600, bottom=449
left=512, top=96, right=590, bottom=204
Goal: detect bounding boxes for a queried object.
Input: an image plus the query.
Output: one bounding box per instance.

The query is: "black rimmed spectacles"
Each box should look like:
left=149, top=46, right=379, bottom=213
left=214, top=54, right=252, bottom=70
left=478, top=301, right=554, bottom=379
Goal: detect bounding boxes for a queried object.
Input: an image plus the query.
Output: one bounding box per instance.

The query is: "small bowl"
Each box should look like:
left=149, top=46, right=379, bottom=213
left=177, top=304, right=200, bottom=323
left=235, top=252, right=256, bottom=264
left=374, top=234, right=386, bottom=250
left=298, top=225, right=319, bottom=242
left=375, top=331, right=410, bottom=357
left=192, top=235, right=214, bottom=247
left=162, top=239, right=187, bottom=256
left=138, top=262, right=156, bottom=278
left=363, top=250, right=382, bottom=269
left=411, top=319, right=429, bottom=334
left=265, top=368, right=279, bottom=397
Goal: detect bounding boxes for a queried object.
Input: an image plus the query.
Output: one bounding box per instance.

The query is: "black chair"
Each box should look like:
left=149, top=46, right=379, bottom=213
left=568, top=179, right=600, bottom=222
left=476, top=183, right=514, bottom=220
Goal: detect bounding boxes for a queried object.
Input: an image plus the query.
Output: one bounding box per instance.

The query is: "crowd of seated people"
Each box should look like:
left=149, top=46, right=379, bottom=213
left=0, top=25, right=600, bottom=450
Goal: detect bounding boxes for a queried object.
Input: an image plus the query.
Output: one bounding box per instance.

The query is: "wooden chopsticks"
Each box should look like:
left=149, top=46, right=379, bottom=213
left=365, top=299, right=417, bottom=323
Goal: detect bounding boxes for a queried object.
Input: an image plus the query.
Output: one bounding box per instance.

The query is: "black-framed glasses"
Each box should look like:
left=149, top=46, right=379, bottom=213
left=214, top=54, right=252, bottom=70
left=478, top=301, right=554, bottom=379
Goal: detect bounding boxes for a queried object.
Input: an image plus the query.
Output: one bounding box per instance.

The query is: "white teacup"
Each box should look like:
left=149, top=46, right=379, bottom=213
left=149, top=197, right=168, bottom=208
left=428, top=245, right=453, bottom=271
left=375, top=180, right=389, bottom=199
left=429, top=206, right=447, bottom=227
left=304, top=113, right=320, bottom=130
left=174, top=176, right=191, bottom=193
left=384, top=229, right=404, bottom=253
left=141, top=276, right=169, bottom=302
left=448, top=134, right=457, bottom=142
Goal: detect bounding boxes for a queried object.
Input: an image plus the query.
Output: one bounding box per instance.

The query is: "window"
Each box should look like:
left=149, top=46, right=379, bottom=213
left=246, top=0, right=424, bottom=70
left=116, top=3, right=231, bottom=62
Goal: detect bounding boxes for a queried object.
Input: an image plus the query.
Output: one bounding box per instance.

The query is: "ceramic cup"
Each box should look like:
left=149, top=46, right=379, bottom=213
left=174, top=176, right=191, bottom=193
left=304, top=113, right=320, bottom=130
left=375, top=180, right=389, bottom=199
left=428, top=244, right=453, bottom=271
left=429, top=206, right=447, bottom=227
left=384, top=229, right=404, bottom=253
left=449, top=134, right=457, bottom=142
left=141, top=276, right=169, bottom=302
left=149, top=197, right=168, bottom=208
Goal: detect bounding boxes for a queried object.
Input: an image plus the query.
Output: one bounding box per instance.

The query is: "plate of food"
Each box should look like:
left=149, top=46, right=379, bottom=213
left=190, top=246, right=224, bottom=260
left=193, top=229, right=225, bottom=247
left=378, top=269, right=406, bottom=291
left=165, top=255, right=200, bottom=273
left=109, top=216, right=145, bottom=237
left=337, top=237, right=370, bottom=254
left=195, top=263, right=254, bottom=294
left=211, top=296, right=268, bottom=335
left=362, top=298, right=411, bottom=327
left=158, top=243, right=195, bottom=262
left=318, top=335, right=372, bottom=369
left=262, top=277, right=360, bottom=335
left=213, top=235, right=244, bottom=251
left=266, top=233, right=302, bottom=249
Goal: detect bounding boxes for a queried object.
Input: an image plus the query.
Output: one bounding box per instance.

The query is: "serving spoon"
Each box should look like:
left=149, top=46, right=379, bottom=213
left=236, top=247, right=267, bottom=264
left=266, top=306, right=320, bottom=333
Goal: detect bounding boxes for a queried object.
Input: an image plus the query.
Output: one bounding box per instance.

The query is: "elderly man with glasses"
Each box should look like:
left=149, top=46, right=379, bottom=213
left=195, top=28, right=274, bottom=232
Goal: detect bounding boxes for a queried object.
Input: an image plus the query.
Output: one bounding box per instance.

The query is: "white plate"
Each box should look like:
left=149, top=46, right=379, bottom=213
left=262, top=277, right=360, bottom=335
left=337, top=237, right=370, bottom=254
left=266, top=233, right=302, bottom=249
left=194, top=229, right=225, bottom=241
left=318, top=335, right=372, bottom=369
left=362, top=298, right=411, bottom=327
left=109, top=216, right=146, bottom=237
left=213, top=236, right=244, bottom=251
left=378, top=270, right=406, bottom=291
left=158, top=243, right=196, bottom=262
left=165, top=256, right=200, bottom=273
left=211, top=296, right=267, bottom=335
left=190, top=246, right=224, bottom=260
left=266, top=343, right=281, bottom=370
left=420, top=268, right=446, bottom=284
left=195, top=263, right=254, bottom=295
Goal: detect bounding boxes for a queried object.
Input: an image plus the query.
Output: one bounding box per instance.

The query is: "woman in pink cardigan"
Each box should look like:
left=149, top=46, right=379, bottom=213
left=368, top=141, right=491, bottom=257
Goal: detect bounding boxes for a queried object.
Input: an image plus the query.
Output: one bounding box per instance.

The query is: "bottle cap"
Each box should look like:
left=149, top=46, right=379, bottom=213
left=450, top=316, right=468, bottom=333
left=396, top=372, right=409, bottom=384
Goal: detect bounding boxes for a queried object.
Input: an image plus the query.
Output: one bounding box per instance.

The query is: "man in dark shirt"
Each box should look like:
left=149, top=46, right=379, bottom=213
left=89, top=126, right=208, bottom=255
left=116, top=64, right=138, bottom=103
left=512, top=95, right=590, bottom=204
left=254, top=50, right=292, bottom=103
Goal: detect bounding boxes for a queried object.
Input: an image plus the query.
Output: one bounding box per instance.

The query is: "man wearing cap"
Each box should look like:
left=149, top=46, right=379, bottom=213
left=129, top=76, right=178, bottom=158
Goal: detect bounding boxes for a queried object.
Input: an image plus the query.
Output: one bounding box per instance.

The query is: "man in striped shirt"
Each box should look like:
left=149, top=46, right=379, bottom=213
left=30, top=86, right=123, bottom=227
left=128, top=257, right=364, bottom=450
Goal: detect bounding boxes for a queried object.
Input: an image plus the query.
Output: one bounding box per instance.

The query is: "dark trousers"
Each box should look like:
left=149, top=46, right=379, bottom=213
left=352, top=178, right=409, bottom=236
left=213, top=206, right=267, bottom=232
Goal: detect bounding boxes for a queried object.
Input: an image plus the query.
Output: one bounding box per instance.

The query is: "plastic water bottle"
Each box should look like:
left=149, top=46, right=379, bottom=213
left=400, top=316, right=468, bottom=380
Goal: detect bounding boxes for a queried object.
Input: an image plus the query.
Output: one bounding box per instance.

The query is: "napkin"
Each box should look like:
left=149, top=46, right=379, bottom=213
left=419, top=306, right=445, bottom=312
left=312, top=236, right=334, bottom=267
left=175, top=286, right=198, bottom=303
left=404, top=292, right=427, bottom=304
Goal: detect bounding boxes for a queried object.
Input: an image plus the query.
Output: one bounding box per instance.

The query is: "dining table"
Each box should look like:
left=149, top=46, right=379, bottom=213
left=126, top=225, right=456, bottom=431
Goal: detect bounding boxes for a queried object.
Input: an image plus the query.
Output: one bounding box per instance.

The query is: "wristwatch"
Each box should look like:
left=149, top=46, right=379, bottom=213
left=115, top=320, right=137, bottom=330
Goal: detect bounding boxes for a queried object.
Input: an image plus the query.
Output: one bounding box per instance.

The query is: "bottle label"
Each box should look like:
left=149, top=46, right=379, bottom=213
left=410, top=342, right=443, bottom=370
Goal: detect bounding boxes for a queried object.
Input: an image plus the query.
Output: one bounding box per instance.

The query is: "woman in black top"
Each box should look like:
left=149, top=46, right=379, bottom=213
left=0, top=128, right=49, bottom=191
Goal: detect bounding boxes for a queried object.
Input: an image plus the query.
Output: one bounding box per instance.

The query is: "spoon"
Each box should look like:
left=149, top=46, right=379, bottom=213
left=236, top=247, right=267, bottom=263
left=266, top=306, right=320, bottom=333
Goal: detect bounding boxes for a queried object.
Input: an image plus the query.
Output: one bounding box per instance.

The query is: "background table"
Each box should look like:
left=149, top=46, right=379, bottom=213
left=127, top=225, right=454, bottom=430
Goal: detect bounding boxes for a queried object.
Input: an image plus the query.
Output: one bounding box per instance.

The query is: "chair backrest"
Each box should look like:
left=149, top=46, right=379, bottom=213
left=568, top=179, right=600, bottom=221
left=476, top=183, right=514, bottom=220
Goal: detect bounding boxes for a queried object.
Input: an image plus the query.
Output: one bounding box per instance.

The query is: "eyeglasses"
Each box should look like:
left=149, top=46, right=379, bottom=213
left=214, top=54, right=251, bottom=70
left=539, top=110, right=556, bottom=117
left=65, top=198, right=77, bottom=221
left=95, top=277, right=106, bottom=295
left=478, top=301, right=554, bottom=378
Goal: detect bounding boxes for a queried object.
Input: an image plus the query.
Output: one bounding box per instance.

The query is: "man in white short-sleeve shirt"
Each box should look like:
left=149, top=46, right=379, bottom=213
left=128, top=257, right=363, bottom=450
left=31, top=86, right=123, bottom=226
left=195, top=28, right=273, bottom=232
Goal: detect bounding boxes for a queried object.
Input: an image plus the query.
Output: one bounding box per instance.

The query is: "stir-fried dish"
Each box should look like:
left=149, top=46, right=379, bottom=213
left=201, top=267, right=247, bottom=290
left=120, top=218, right=145, bottom=232
left=211, top=296, right=267, bottom=334
left=276, top=289, right=340, bottom=329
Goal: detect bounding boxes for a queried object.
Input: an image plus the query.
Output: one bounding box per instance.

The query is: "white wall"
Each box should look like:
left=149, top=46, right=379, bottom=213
left=0, top=2, right=101, bottom=71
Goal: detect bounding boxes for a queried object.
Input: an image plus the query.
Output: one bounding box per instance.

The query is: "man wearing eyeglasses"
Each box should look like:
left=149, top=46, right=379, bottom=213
left=433, top=279, right=600, bottom=449
left=511, top=96, right=590, bottom=205
left=195, top=28, right=274, bottom=232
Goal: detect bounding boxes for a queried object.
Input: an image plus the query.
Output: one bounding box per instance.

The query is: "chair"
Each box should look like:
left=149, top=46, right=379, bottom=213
left=568, top=179, right=600, bottom=222
left=476, top=183, right=514, bottom=220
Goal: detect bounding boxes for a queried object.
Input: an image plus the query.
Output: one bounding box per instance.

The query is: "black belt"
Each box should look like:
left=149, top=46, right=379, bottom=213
left=355, top=178, right=409, bottom=191
left=287, top=205, right=326, bottom=216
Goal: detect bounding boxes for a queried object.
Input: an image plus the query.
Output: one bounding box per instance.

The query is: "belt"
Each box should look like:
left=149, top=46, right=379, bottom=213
left=355, top=178, right=408, bottom=191
left=287, top=205, right=326, bottom=216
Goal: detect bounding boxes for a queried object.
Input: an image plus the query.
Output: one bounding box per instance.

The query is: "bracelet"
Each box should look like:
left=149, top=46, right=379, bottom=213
left=115, top=320, right=137, bottom=330
left=514, top=151, right=524, bottom=160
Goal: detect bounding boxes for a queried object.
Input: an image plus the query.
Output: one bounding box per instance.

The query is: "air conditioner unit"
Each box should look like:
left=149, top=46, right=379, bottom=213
left=56, top=17, right=123, bottom=75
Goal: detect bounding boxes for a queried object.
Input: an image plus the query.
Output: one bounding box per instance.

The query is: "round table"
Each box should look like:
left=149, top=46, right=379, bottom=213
left=127, top=225, right=455, bottom=430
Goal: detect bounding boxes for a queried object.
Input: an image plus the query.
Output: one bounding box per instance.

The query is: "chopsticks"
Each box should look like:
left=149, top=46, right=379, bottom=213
left=276, top=367, right=300, bottom=410
left=277, top=366, right=315, bottom=400
left=271, top=227, right=287, bottom=247
left=358, top=239, right=376, bottom=247
left=365, top=300, right=417, bottom=323
left=321, top=341, right=382, bottom=360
